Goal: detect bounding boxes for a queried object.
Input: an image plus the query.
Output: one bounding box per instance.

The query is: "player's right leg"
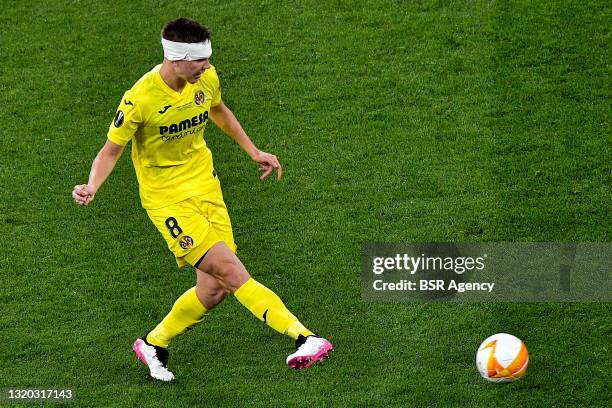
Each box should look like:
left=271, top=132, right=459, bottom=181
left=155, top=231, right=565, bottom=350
left=146, top=273, right=228, bottom=348
left=133, top=273, right=228, bottom=381
left=134, top=197, right=231, bottom=381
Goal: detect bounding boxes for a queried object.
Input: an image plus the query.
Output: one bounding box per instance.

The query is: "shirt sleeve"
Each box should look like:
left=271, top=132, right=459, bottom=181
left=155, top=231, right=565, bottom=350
left=107, top=91, right=142, bottom=146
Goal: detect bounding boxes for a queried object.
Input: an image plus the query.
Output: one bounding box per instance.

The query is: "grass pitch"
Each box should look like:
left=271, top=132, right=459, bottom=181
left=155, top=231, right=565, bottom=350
left=0, top=0, right=610, bottom=407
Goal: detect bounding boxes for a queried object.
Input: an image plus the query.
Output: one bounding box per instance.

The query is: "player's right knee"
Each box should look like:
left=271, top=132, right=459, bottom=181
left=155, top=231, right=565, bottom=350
left=217, top=288, right=231, bottom=303
left=208, top=288, right=230, bottom=309
left=196, top=284, right=230, bottom=310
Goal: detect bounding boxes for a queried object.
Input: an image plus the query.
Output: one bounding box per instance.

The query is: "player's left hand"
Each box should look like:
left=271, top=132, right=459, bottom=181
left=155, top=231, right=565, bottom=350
left=252, top=150, right=282, bottom=180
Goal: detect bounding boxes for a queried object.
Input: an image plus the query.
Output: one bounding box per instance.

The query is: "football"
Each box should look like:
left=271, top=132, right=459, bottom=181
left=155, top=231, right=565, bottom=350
left=476, top=333, right=529, bottom=383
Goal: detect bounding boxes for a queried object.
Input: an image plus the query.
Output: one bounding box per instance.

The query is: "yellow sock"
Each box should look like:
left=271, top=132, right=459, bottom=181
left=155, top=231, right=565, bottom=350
left=146, top=287, right=207, bottom=348
left=234, top=278, right=314, bottom=340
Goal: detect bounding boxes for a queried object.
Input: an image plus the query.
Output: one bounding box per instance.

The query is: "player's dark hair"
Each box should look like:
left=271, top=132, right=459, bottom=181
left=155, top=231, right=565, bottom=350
left=162, top=17, right=211, bottom=43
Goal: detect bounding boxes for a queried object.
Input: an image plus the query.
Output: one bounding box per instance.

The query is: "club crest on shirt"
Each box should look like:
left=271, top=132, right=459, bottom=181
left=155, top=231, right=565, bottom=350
left=194, top=90, right=206, bottom=106
left=114, top=110, right=124, bottom=127
left=179, top=235, right=194, bottom=249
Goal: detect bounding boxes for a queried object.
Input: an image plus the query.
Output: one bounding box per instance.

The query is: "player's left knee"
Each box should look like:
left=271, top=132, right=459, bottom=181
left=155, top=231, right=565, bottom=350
left=214, top=258, right=248, bottom=290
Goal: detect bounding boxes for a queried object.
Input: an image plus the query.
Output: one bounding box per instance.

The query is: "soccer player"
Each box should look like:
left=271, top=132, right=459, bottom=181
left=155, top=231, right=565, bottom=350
left=72, top=17, right=332, bottom=381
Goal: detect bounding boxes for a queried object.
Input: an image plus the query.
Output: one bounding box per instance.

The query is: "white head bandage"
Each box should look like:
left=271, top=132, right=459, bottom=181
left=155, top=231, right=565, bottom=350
left=161, top=38, right=212, bottom=61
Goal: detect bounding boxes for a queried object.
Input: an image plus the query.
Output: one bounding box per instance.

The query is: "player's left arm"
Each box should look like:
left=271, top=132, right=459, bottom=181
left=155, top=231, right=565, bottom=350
left=209, top=100, right=282, bottom=180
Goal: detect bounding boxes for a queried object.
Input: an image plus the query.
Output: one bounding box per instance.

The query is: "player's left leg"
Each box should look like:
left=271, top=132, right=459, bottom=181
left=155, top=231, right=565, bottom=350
left=197, top=242, right=333, bottom=369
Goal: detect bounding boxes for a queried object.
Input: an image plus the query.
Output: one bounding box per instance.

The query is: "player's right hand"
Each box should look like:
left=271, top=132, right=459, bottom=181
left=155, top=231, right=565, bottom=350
left=72, top=184, right=96, bottom=206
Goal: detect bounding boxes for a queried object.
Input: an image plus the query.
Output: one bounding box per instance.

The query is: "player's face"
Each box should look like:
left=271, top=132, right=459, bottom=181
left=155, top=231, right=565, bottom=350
left=175, top=59, right=211, bottom=84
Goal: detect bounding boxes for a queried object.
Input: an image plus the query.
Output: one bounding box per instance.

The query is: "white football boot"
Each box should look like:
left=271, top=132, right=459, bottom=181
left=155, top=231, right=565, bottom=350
left=286, top=335, right=333, bottom=369
left=132, top=337, right=175, bottom=381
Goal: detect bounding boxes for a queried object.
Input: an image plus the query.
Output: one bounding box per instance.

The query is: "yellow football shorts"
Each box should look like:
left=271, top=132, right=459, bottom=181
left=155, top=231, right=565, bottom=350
left=146, top=185, right=237, bottom=268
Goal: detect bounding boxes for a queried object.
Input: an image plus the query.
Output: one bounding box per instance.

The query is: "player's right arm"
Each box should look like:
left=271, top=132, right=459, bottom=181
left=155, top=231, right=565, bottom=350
left=72, top=140, right=124, bottom=206
left=73, top=92, right=140, bottom=206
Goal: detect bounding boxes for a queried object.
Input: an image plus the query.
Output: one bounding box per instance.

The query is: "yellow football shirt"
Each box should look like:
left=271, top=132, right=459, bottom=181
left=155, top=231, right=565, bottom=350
left=108, top=64, right=222, bottom=209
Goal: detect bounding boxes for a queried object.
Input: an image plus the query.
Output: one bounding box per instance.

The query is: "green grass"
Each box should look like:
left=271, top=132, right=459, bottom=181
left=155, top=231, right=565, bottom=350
left=0, top=0, right=610, bottom=406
